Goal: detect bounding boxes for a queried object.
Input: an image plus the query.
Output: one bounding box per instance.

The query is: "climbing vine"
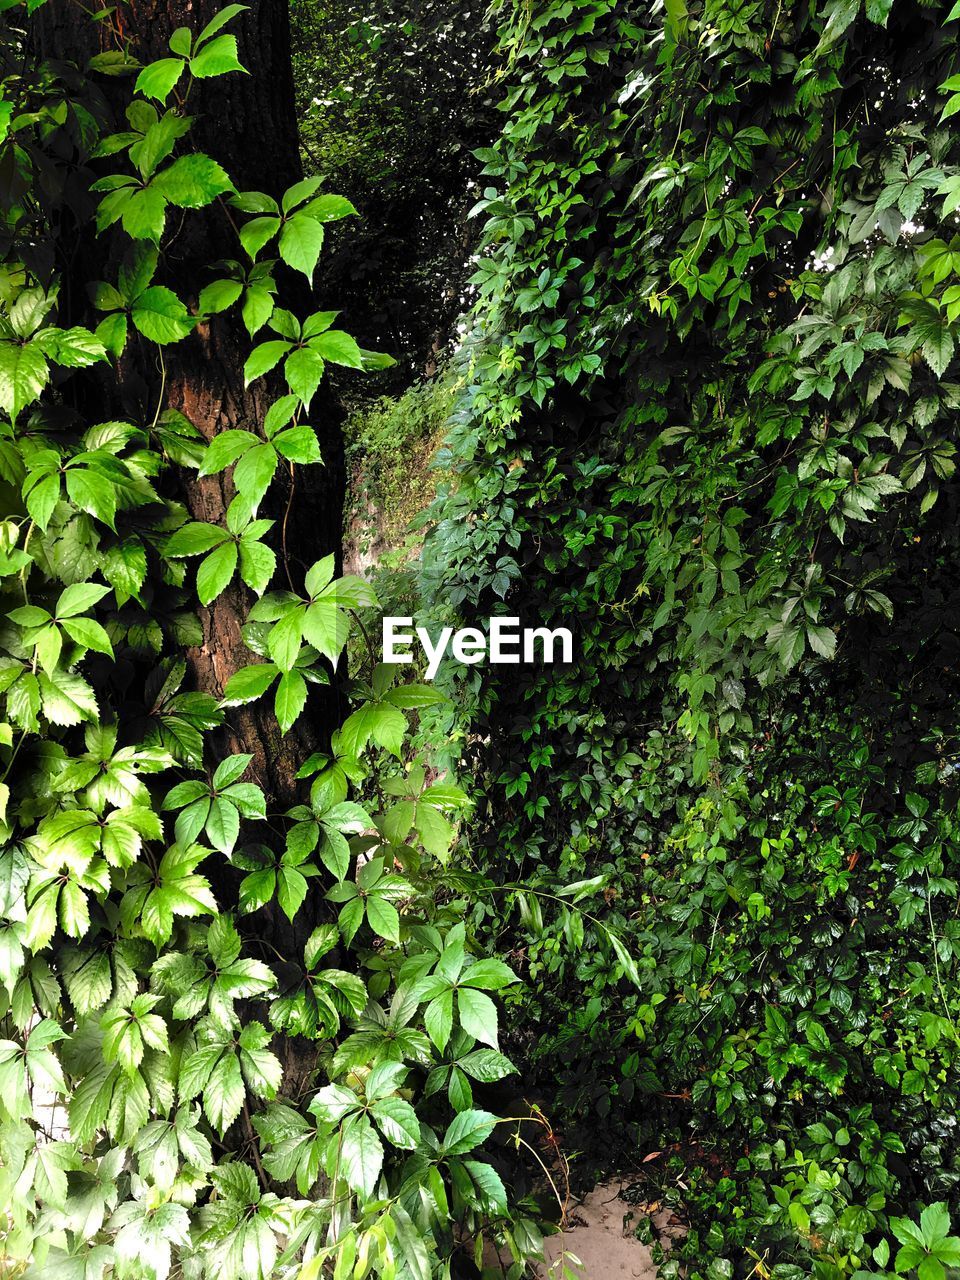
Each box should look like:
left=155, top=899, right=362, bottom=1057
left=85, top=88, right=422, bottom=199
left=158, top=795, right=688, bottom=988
left=419, top=0, right=960, bottom=1274
left=0, top=6, right=544, bottom=1277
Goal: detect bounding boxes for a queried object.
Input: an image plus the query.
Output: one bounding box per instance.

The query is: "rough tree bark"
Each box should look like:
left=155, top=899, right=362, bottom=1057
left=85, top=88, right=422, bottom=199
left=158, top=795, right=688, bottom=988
left=35, top=0, right=346, bottom=804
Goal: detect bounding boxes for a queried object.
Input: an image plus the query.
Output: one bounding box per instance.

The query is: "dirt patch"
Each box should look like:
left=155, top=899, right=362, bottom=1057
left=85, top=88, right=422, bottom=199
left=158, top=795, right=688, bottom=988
left=538, top=1181, right=680, bottom=1280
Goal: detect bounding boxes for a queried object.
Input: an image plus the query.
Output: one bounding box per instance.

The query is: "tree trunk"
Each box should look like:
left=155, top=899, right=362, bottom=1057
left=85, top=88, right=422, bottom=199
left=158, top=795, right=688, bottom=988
left=35, top=2, right=349, bottom=1107
left=35, top=0, right=346, bottom=804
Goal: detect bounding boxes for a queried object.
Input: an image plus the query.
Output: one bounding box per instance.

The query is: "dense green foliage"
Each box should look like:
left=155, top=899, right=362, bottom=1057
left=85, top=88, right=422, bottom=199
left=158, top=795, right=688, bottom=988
left=343, top=374, right=455, bottom=569
left=0, top=8, right=550, bottom=1278
left=8, top=0, right=960, bottom=1277
left=415, top=0, right=960, bottom=1274
left=289, top=0, right=496, bottom=376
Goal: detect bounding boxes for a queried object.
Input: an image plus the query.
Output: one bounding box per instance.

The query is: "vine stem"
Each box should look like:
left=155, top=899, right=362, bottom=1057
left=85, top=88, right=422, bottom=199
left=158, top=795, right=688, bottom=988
left=515, top=1131, right=568, bottom=1222
left=499, top=1110, right=571, bottom=1225
left=242, top=1096, right=269, bottom=1191
left=927, top=870, right=957, bottom=1036
left=149, top=348, right=167, bottom=437
left=282, top=461, right=296, bottom=591
left=215, top=191, right=243, bottom=242
left=0, top=731, right=26, bottom=783
left=349, top=608, right=378, bottom=675
left=18, top=521, right=34, bottom=603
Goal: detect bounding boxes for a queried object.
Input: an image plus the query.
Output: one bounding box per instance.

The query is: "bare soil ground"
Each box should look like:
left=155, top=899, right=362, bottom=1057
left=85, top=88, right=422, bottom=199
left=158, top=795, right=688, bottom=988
left=537, top=1181, right=681, bottom=1280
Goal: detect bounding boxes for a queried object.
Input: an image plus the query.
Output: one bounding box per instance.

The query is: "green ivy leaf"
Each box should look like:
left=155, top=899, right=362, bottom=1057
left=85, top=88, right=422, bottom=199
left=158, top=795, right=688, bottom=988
left=339, top=1115, right=383, bottom=1196
left=196, top=541, right=239, bottom=605
left=153, top=154, right=234, bottom=208
left=370, top=1095, right=421, bottom=1149
left=275, top=670, right=307, bottom=732
left=239, top=215, right=281, bottom=260
left=366, top=893, right=400, bottom=943
left=305, top=194, right=357, bottom=222
left=233, top=442, right=279, bottom=504
left=278, top=212, right=325, bottom=281
left=309, top=329, right=364, bottom=369
left=441, top=1109, right=497, bottom=1157
left=135, top=58, right=185, bottom=102
left=283, top=347, right=326, bottom=407
left=199, top=278, right=244, bottom=315
left=221, top=663, right=279, bottom=705
left=277, top=865, right=308, bottom=921
left=0, top=342, right=49, bottom=418
left=267, top=608, right=303, bottom=672
left=190, top=33, right=245, bottom=78
left=132, top=286, right=194, bottom=344
left=244, top=339, right=292, bottom=384
left=272, top=425, right=321, bottom=463
left=121, top=186, right=168, bottom=241
left=457, top=987, right=499, bottom=1048
left=206, top=796, right=241, bottom=854
left=166, top=522, right=229, bottom=557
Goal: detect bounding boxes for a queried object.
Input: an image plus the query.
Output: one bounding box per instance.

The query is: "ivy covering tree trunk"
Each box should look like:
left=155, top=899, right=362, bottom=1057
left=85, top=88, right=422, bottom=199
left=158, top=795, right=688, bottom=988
left=0, top=5, right=537, bottom=1277
left=34, top=0, right=345, bottom=800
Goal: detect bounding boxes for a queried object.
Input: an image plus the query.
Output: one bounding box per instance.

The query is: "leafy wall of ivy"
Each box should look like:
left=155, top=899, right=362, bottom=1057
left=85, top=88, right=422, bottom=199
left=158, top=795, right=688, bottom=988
left=418, top=0, right=960, bottom=1273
